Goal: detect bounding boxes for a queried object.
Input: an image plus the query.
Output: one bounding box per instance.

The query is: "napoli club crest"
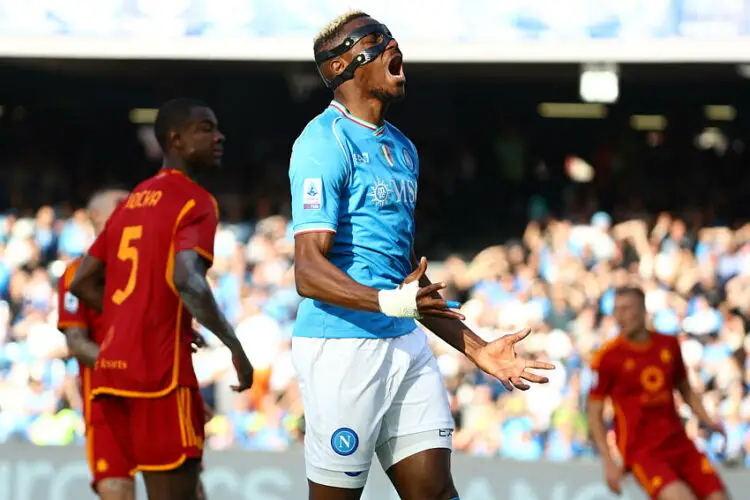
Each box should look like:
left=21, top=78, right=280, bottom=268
left=402, top=148, right=414, bottom=171
left=331, top=427, right=359, bottom=456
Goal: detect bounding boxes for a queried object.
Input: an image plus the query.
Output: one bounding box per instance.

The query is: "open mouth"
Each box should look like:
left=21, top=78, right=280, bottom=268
left=213, top=148, right=224, bottom=157
left=387, top=53, right=404, bottom=80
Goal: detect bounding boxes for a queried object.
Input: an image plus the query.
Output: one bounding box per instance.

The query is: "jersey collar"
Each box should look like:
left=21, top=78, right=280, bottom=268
left=158, top=168, right=199, bottom=186
left=618, top=332, right=653, bottom=351
left=329, top=101, right=386, bottom=137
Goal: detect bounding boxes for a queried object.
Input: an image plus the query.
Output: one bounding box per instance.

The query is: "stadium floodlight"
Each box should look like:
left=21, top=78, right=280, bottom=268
left=704, top=105, right=736, bottom=121
left=630, top=114, right=667, bottom=131
left=537, top=102, right=607, bottom=119
left=579, top=63, right=619, bottom=104
left=129, top=108, right=157, bottom=124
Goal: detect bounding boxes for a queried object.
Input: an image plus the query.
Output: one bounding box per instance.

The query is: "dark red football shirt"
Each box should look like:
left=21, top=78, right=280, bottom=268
left=57, top=258, right=108, bottom=421
left=87, top=169, right=218, bottom=397
left=589, top=331, right=693, bottom=467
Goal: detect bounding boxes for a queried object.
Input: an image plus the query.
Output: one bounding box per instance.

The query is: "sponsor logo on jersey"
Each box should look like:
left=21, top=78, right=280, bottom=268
left=353, top=152, right=370, bottom=165
left=368, top=177, right=417, bottom=208
left=368, top=178, right=392, bottom=208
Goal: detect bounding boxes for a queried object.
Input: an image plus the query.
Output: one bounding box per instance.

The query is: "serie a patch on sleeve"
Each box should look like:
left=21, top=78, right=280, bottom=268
left=64, top=291, right=79, bottom=313
left=303, top=178, right=323, bottom=210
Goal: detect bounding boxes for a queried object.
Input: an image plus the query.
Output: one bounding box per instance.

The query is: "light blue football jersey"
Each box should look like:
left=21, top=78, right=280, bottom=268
left=289, top=101, right=419, bottom=339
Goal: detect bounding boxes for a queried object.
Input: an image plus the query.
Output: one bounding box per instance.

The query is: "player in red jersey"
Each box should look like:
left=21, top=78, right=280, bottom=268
left=59, top=187, right=212, bottom=500
left=587, top=287, right=729, bottom=500
left=58, top=188, right=133, bottom=500
left=70, top=98, right=254, bottom=500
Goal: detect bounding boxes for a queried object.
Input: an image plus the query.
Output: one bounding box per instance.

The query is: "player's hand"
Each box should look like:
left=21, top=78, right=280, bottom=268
left=604, top=460, right=624, bottom=495
left=191, top=329, right=207, bottom=353
left=196, top=478, right=207, bottom=500
left=403, top=257, right=464, bottom=321
left=707, top=420, right=727, bottom=452
left=707, top=420, right=726, bottom=437
left=470, top=328, right=555, bottom=391
left=230, top=353, right=254, bottom=393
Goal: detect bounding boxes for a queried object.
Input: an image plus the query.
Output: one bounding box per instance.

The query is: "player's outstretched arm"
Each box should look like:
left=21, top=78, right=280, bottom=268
left=410, top=252, right=553, bottom=390
left=70, top=254, right=106, bottom=314
left=408, top=258, right=486, bottom=360
left=172, top=249, right=253, bottom=391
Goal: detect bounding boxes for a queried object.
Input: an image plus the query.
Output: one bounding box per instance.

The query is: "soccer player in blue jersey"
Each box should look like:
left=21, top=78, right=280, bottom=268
left=289, top=10, right=555, bottom=500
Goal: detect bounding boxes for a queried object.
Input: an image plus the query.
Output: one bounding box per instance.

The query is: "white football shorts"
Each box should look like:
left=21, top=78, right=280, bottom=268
left=291, top=328, right=455, bottom=489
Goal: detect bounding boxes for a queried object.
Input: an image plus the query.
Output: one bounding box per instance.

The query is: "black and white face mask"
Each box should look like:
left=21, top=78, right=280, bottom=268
left=314, top=23, right=394, bottom=90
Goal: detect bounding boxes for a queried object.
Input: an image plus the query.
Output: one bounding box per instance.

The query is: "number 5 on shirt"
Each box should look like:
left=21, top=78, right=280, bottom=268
left=112, top=225, right=142, bottom=305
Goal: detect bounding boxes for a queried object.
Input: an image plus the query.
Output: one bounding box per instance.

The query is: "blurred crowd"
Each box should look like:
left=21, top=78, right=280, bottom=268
left=1, top=201, right=750, bottom=467
left=0, top=0, right=731, bottom=41
left=432, top=213, right=750, bottom=466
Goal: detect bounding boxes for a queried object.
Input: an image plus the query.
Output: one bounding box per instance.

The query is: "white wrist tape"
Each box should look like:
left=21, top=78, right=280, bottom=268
left=378, top=281, right=421, bottom=318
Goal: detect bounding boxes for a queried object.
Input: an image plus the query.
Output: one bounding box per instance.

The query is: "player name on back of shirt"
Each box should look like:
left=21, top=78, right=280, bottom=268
left=125, top=189, right=163, bottom=210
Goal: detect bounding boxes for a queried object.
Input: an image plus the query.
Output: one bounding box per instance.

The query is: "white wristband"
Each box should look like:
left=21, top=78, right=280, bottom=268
left=378, top=281, right=420, bottom=318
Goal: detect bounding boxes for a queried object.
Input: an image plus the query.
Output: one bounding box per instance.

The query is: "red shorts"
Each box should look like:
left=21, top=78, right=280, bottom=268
left=630, top=445, right=725, bottom=499
left=86, top=403, right=135, bottom=491
left=97, top=387, right=205, bottom=474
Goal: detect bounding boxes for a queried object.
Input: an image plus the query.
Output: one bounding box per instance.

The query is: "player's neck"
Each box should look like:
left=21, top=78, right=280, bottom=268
left=334, top=91, right=387, bottom=127
left=161, top=162, right=198, bottom=183
left=624, top=328, right=651, bottom=344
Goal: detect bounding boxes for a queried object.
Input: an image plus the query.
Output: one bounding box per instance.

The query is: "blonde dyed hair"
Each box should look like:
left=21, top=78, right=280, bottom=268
left=313, top=9, right=369, bottom=53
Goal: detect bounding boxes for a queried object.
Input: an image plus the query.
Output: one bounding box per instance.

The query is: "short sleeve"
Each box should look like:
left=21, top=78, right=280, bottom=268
left=589, top=349, right=615, bottom=400
left=57, top=264, right=89, bottom=330
left=289, top=129, right=349, bottom=236
left=174, top=199, right=218, bottom=263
